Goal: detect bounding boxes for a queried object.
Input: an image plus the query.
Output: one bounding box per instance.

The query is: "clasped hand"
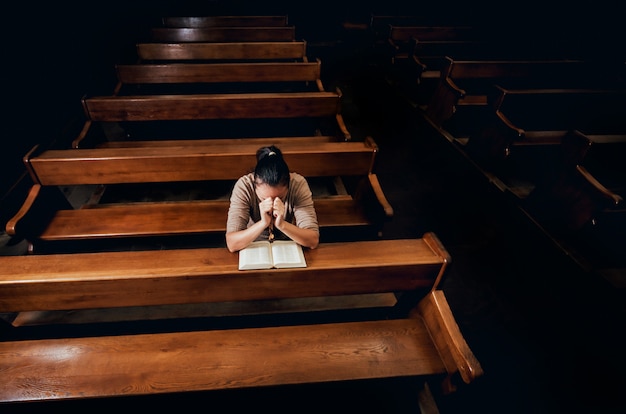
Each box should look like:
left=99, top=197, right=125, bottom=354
left=259, top=197, right=285, bottom=229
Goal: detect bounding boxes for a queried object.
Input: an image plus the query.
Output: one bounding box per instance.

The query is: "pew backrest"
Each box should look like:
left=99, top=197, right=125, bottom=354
left=82, top=92, right=340, bottom=121
left=369, top=14, right=425, bottom=40
left=162, top=15, right=289, bottom=28
left=113, top=60, right=325, bottom=94
left=26, top=139, right=378, bottom=186
left=149, top=26, right=296, bottom=42
left=387, top=26, right=479, bottom=64
left=425, top=57, right=622, bottom=126
left=73, top=90, right=350, bottom=146
left=493, top=86, right=626, bottom=135
left=443, top=58, right=604, bottom=90
left=389, top=25, right=477, bottom=44
left=136, top=41, right=308, bottom=62
left=410, top=40, right=576, bottom=80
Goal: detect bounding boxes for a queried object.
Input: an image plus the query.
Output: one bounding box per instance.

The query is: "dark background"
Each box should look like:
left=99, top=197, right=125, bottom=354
left=2, top=0, right=624, bottom=213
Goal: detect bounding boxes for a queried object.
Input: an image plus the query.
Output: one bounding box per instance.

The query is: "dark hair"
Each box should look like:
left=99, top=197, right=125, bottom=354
left=254, top=145, right=290, bottom=187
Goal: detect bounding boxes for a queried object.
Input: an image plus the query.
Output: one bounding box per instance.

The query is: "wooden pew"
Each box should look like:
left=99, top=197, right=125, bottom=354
left=523, top=149, right=626, bottom=273
left=462, top=86, right=626, bottom=180
left=7, top=137, right=393, bottom=253
left=404, top=39, right=595, bottom=105
left=392, top=40, right=500, bottom=105
left=148, top=26, right=297, bottom=42
left=423, top=59, right=623, bottom=145
left=0, top=235, right=483, bottom=406
left=387, top=25, right=478, bottom=64
left=136, top=41, right=308, bottom=63
left=485, top=86, right=626, bottom=142
left=437, top=57, right=613, bottom=107
left=113, top=59, right=325, bottom=95
left=162, top=16, right=289, bottom=28
left=410, top=39, right=571, bottom=80
left=368, top=14, right=435, bottom=43
left=462, top=90, right=626, bottom=248
left=72, top=90, right=352, bottom=147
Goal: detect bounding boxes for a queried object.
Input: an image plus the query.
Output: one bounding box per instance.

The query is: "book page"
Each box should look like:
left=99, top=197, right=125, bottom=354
left=270, top=240, right=307, bottom=268
left=238, top=241, right=273, bottom=270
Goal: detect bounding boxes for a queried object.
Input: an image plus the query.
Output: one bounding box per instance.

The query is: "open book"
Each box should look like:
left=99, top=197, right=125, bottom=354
left=238, top=240, right=307, bottom=270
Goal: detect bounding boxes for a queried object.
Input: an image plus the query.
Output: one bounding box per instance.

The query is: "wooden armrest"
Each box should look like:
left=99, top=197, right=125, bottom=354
left=71, top=120, right=93, bottom=149
left=576, top=165, right=623, bottom=207
left=411, top=55, right=427, bottom=75
left=335, top=114, right=352, bottom=141
left=22, top=145, right=42, bottom=184
left=495, top=110, right=524, bottom=137
left=367, top=173, right=394, bottom=217
left=5, top=184, right=74, bottom=240
left=387, top=37, right=401, bottom=51
left=334, top=86, right=351, bottom=141
left=415, top=290, right=484, bottom=390
left=315, top=78, right=325, bottom=92
left=112, top=80, right=122, bottom=96
left=5, top=184, right=41, bottom=236
left=443, top=76, right=465, bottom=98
left=349, top=173, right=394, bottom=234
left=351, top=136, right=393, bottom=219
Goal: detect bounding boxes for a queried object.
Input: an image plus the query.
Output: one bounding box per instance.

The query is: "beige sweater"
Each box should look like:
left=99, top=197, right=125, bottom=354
left=226, top=172, right=319, bottom=241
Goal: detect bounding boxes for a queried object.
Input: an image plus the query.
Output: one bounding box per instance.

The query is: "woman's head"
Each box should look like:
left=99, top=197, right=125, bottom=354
left=254, top=145, right=290, bottom=197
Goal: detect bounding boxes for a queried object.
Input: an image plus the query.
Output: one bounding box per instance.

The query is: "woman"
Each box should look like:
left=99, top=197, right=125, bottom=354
left=226, top=145, right=319, bottom=252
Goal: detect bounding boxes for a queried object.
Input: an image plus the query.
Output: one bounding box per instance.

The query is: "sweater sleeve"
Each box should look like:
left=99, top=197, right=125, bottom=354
left=289, top=173, right=319, bottom=233
left=226, top=174, right=255, bottom=234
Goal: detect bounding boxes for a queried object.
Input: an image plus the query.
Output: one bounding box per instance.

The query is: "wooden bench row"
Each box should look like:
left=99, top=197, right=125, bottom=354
left=73, top=89, right=351, bottom=147
left=10, top=25, right=364, bottom=253
left=399, top=38, right=619, bottom=106
left=113, top=59, right=325, bottom=95
left=7, top=137, right=393, bottom=253
left=423, top=59, right=626, bottom=152
left=0, top=234, right=483, bottom=405
left=411, top=56, right=626, bottom=275
left=427, top=80, right=626, bottom=199
left=136, top=40, right=309, bottom=62
left=148, top=26, right=297, bottom=42
left=0, top=15, right=483, bottom=409
left=409, top=39, right=581, bottom=80
left=432, top=57, right=619, bottom=111
left=161, top=15, right=290, bottom=28
left=387, top=25, right=479, bottom=64
left=459, top=87, right=626, bottom=164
